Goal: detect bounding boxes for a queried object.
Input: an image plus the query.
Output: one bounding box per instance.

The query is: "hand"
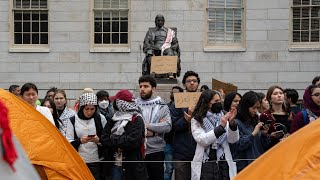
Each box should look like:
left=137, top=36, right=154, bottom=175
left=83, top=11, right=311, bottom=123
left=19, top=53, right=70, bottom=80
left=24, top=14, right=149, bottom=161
left=90, top=135, right=100, bottom=144
left=80, top=135, right=95, bottom=144
left=252, top=122, right=264, bottom=136
left=218, top=89, right=226, bottom=100
left=188, top=106, right=194, bottom=115
left=220, top=115, right=228, bottom=128
left=228, top=108, right=237, bottom=125
left=159, top=118, right=166, bottom=123
left=184, top=112, right=192, bottom=123
left=260, top=125, right=269, bottom=136
left=270, top=130, right=284, bottom=139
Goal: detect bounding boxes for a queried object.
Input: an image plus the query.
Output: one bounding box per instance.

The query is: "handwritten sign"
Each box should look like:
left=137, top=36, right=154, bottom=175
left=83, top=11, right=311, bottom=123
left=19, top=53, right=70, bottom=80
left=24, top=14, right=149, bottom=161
left=150, top=56, right=177, bottom=74
left=174, top=92, right=202, bottom=108
left=212, top=78, right=238, bottom=95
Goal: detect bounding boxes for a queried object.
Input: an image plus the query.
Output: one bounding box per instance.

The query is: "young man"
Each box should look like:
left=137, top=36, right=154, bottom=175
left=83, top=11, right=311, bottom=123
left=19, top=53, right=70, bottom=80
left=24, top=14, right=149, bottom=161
left=9, top=85, right=20, bottom=96
left=136, top=75, right=172, bottom=180
left=284, top=88, right=301, bottom=114
left=169, top=71, right=200, bottom=180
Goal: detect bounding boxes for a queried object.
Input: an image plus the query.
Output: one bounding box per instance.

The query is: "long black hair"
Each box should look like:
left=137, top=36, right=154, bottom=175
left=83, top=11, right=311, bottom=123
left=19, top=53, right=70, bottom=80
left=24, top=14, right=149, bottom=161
left=236, top=91, right=260, bottom=125
left=41, top=98, right=62, bottom=129
left=192, top=90, right=220, bottom=124
left=223, top=92, right=242, bottom=111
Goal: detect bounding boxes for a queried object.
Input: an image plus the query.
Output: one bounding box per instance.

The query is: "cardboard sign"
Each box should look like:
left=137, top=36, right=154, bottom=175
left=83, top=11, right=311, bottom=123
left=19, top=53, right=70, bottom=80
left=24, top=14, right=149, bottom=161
left=150, top=56, right=177, bottom=74
left=174, top=92, right=202, bottom=108
left=212, top=78, right=238, bottom=95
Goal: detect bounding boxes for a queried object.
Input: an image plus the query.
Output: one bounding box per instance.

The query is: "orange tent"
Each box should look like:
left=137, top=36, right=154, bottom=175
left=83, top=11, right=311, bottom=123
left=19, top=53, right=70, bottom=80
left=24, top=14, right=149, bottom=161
left=233, top=117, right=320, bottom=180
left=0, top=89, right=94, bottom=180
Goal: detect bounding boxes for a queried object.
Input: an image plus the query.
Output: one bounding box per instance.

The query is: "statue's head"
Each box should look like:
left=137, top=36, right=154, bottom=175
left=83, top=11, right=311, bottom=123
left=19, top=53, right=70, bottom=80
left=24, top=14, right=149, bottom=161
left=155, top=14, right=165, bottom=28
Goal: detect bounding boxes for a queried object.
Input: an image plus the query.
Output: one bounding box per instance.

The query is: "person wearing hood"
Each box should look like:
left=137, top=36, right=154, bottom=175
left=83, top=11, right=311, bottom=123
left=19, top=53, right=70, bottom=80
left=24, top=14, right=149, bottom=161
left=101, top=89, right=148, bottom=180
left=136, top=75, right=172, bottom=180
left=290, top=84, right=320, bottom=133
left=66, top=93, right=107, bottom=180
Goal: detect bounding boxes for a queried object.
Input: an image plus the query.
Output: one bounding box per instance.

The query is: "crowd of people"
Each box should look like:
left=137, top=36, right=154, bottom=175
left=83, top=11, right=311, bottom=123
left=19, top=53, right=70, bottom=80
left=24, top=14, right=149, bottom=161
left=7, top=74, right=320, bottom=180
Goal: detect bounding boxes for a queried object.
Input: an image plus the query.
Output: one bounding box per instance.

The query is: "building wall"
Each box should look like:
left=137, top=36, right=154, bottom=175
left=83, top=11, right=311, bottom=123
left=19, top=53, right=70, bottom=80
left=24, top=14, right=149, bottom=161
left=0, top=0, right=319, bottom=101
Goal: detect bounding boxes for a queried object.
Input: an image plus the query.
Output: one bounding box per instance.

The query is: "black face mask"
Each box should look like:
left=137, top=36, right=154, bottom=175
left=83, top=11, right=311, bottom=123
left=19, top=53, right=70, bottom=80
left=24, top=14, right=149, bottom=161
left=211, top=102, right=223, bottom=113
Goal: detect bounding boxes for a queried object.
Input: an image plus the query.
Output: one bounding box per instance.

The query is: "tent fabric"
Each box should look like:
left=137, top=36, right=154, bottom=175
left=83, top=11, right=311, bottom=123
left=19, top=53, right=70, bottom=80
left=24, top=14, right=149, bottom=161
left=0, top=89, right=94, bottom=180
left=233, top=117, right=320, bottom=180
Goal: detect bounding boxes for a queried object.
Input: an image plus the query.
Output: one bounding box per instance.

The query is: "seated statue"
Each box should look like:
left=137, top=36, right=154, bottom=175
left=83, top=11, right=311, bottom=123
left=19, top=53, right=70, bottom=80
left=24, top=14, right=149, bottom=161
left=142, top=14, right=181, bottom=78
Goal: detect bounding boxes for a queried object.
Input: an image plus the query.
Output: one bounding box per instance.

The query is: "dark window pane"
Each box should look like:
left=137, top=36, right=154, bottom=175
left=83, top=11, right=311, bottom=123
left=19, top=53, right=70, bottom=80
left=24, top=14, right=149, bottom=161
left=40, top=33, right=48, bottom=44
left=112, top=11, right=119, bottom=20
left=111, top=33, right=119, bottom=44
left=120, top=33, right=128, bottom=44
left=31, top=0, right=39, bottom=8
left=301, top=19, right=309, bottom=30
left=103, top=33, right=110, bottom=44
left=311, top=7, right=320, bottom=17
left=112, top=21, right=119, bottom=32
left=120, top=22, right=128, bottom=32
left=14, top=0, right=22, bottom=8
left=293, top=31, right=300, bottom=42
left=14, top=22, right=22, bottom=32
left=32, top=11, right=39, bottom=20
left=22, top=0, right=30, bottom=8
left=32, top=22, right=39, bottom=32
left=23, top=22, right=31, bottom=32
left=23, top=12, right=30, bottom=20
left=103, top=22, right=110, bottom=32
left=302, top=7, right=309, bottom=18
left=312, top=0, right=320, bottom=5
left=95, top=11, right=102, bottom=21
left=293, top=19, right=301, bottom=30
left=23, top=33, right=31, bottom=44
left=95, top=22, right=102, bottom=32
left=40, top=22, right=48, bottom=32
left=302, top=0, right=310, bottom=5
left=301, top=31, right=309, bottom=41
left=94, top=33, right=102, bottom=44
left=40, top=12, right=48, bottom=21
left=292, top=8, right=300, bottom=19
left=32, top=33, right=39, bottom=44
left=40, top=0, right=47, bottom=8
left=103, top=11, right=110, bottom=21
left=311, top=31, right=319, bottom=41
left=14, top=33, right=22, bottom=44
left=293, top=0, right=301, bottom=5
left=14, top=12, right=22, bottom=21
left=120, top=11, right=128, bottom=21
left=311, top=18, right=320, bottom=29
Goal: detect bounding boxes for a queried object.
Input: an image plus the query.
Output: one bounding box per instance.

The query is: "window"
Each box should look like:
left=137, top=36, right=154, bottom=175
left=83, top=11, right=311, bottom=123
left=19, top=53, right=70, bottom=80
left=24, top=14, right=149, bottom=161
left=91, top=0, right=129, bottom=52
left=11, top=0, right=49, bottom=50
left=206, top=0, right=245, bottom=51
left=291, top=0, right=320, bottom=49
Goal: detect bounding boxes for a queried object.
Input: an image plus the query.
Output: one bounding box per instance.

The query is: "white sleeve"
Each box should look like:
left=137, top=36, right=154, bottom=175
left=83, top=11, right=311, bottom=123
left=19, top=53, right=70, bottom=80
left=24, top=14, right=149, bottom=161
left=191, top=118, right=218, bottom=147
left=66, top=119, right=75, bottom=142
left=38, top=106, right=55, bottom=125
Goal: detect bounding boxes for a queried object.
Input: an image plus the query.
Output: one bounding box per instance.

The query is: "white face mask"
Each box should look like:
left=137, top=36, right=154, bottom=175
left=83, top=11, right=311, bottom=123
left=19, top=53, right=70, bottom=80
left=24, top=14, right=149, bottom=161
left=98, top=100, right=109, bottom=109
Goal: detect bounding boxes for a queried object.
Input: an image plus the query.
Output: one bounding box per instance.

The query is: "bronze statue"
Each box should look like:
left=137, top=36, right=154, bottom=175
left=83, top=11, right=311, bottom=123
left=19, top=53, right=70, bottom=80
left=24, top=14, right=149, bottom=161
left=142, top=14, right=181, bottom=78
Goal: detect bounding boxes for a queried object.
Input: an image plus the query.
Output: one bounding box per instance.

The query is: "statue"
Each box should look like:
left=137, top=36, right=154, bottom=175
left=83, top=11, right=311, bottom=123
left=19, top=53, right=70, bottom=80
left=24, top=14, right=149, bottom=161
left=142, top=14, right=181, bottom=78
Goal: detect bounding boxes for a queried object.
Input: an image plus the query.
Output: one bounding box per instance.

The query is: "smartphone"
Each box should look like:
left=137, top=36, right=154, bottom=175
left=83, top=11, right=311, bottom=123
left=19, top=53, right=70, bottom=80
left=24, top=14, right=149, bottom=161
left=87, top=135, right=96, bottom=137
left=265, top=120, right=273, bottom=125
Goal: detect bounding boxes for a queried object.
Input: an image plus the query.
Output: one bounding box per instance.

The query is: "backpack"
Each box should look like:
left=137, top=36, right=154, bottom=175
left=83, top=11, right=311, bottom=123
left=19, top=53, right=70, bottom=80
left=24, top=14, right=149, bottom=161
left=131, top=114, right=146, bottom=158
left=302, top=110, right=308, bottom=125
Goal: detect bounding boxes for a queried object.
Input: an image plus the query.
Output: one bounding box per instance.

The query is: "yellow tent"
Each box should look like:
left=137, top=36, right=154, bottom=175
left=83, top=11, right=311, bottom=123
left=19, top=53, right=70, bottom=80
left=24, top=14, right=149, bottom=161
left=233, top=117, right=320, bottom=180
left=0, top=89, right=94, bottom=180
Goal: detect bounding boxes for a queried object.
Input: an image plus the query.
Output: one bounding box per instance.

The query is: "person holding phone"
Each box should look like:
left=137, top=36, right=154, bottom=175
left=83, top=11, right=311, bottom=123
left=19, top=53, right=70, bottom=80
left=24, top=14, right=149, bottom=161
left=66, top=93, right=107, bottom=180
left=191, top=89, right=239, bottom=180
left=229, top=91, right=271, bottom=172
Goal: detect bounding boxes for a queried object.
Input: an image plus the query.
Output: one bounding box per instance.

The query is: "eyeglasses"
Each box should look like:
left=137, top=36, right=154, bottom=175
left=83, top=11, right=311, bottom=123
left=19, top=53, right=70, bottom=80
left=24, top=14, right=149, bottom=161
left=311, top=93, right=320, bottom=97
left=185, top=79, right=198, bottom=83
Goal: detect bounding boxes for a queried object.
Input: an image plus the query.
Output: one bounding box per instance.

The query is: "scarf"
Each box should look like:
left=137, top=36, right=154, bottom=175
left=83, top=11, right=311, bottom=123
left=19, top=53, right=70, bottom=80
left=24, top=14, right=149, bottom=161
left=136, top=96, right=164, bottom=124
left=202, top=111, right=226, bottom=162
left=111, top=100, right=141, bottom=135
left=161, top=27, right=175, bottom=56
left=303, top=87, right=320, bottom=116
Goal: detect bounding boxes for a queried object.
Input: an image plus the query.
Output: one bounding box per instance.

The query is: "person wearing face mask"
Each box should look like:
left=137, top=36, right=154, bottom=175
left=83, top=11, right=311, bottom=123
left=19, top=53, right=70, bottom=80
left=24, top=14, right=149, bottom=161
left=164, top=86, right=183, bottom=180
left=96, top=90, right=114, bottom=121
left=191, top=90, right=239, bottom=180
left=230, top=91, right=270, bottom=173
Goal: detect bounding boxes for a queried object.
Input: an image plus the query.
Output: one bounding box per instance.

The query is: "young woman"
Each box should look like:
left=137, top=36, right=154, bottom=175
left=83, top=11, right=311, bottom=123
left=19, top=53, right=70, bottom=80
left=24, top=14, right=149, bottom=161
left=53, top=89, right=75, bottom=136
left=290, top=84, right=320, bottom=133
left=256, top=92, right=270, bottom=117
left=41, top=98, right=63, bottom=133
left=66, top=93, right=107, bottom=180
left=191, top=90, right=239, bottom=180
left=20, top=83, right=54, bottom=125
left=223, top=92, right=242, bottom=112
left=260, top=86, right=293, bottom=148
left=230, top=91, right=270, bottom=172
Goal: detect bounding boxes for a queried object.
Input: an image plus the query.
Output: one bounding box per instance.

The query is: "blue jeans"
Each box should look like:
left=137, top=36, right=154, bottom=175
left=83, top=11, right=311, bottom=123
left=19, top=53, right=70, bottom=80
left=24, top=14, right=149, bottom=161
left=112, top=165, right=123, bottom=180
left=164, top=144, right=174, bottom=180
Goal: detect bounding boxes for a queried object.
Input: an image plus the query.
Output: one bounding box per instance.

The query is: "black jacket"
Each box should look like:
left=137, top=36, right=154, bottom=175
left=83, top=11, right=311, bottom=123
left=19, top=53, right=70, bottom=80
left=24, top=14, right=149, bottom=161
left=101, top=115, right=148, bottom=180
left=169, top=103, right=197, bottom=161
